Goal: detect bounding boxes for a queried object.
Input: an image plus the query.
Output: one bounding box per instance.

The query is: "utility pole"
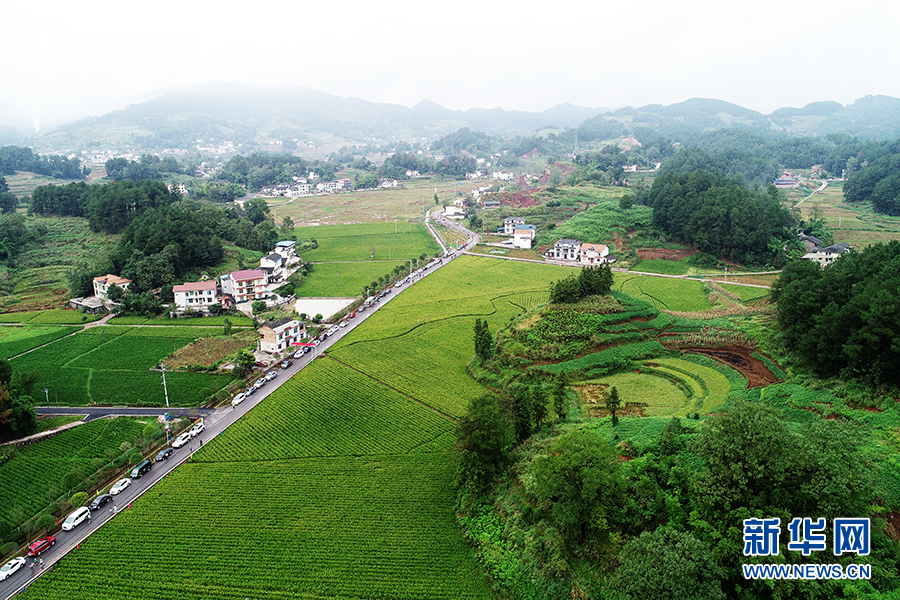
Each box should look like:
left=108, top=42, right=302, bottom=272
left=42, top=388, right=49, bottom=409
left=160, top=365, right=170, bottom=408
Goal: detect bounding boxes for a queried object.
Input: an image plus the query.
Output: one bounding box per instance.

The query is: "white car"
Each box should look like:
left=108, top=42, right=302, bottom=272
left=172, top=432, right=191, bottom=448
left=61, top=506, right=91, bottom=531
left=231, top=392, right=246, bottom=407
left=327, top=326, right=340, bottom=336
left=110, top=478, right=131, bottom=495
left=189, top=422, right=205, bottom=437
left=339, top=320, right=348, bottom=328
left=265, top=370, right=278, bottom=381
left=0, top=557, right=25, bottom=581
left=293, top=349, right=304, bottom=359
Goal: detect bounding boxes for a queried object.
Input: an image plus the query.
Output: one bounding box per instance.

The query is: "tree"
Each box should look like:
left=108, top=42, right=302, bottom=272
left=222, top=317, right=232, bottom=335
left=606, top=386, right=621, bottom=427
left=252, top=300, right=266, bottom=314
left=234, top=349, right=256, bottom=375
left=453, top=394, right=512, bottom=493
left=473, top=318, right=494, bottom=360
left=531, top=384, right=548, bottom=426
left=612, top=527, right=725, bottom=600
left=552, top=375, right=569, bottom=419
left=509, top=383, right=533, bottom=442
left=531, top=429, right=623, bottom=542
left=245, top=198, right=271, bottom=225
left=106, top=284, right=124, bottom=302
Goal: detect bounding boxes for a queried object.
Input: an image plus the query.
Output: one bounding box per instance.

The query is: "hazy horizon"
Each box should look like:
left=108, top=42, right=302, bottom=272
left=4, top=0, right=898, bottom=130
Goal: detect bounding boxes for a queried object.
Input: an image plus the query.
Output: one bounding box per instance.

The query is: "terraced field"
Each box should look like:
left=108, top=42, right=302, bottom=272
left=614, top=273, right=711, bottom=311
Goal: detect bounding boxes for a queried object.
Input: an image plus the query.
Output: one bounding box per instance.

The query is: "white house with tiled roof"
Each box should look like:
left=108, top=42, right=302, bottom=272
left=512, top=224, right=536, bottom=250
left=545, top=239, right=581, bottom=261
left=579, top=243, right=611, bottom=265
left=173, top=280, right=218, bottom=310
left=92, top=274, right=131, bottom=299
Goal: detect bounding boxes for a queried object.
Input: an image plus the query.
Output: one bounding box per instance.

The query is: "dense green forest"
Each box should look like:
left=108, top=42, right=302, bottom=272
left=641, top=170, right=799, bottom=266
left=772, top=241, right=900, bottom=385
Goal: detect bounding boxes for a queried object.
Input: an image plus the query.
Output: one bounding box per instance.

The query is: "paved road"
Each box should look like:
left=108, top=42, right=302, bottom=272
left=2, top=221, right=479, bottom=600
left=35, top=406, right=215, bottom=423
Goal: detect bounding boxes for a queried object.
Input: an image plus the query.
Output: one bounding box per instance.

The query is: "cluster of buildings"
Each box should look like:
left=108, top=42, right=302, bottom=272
left=544, top=239, right=616, bottom=265
left=498, top=217, right=537, bottom=250
left=69, top=241, right=303, bottom=315
left=260, top=177, right=352, bottom=197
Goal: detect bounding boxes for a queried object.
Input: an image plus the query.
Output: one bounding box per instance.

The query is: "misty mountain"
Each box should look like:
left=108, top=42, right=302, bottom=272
left=579, top=96, right=900, bottom=141
left=24, top=85, right=900, bottom=155
left=29, top=82, right=610, bottom=153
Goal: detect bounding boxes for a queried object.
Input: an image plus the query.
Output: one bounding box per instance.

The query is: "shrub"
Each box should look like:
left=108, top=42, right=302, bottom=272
left=69, top=492, right=89, bottom=508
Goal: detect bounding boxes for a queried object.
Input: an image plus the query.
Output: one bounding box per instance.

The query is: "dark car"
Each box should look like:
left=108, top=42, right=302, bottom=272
left=155, top=448, right=173, bottom=462
left=281, top=358, right=293, bottom=369
left=89, top=493, right=113, bottom=511
left=26, top=536, right=55, bottom=557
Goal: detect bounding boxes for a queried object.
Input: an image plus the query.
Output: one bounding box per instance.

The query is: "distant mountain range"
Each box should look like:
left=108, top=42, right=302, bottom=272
left=7, top=83, right=900, bottom=153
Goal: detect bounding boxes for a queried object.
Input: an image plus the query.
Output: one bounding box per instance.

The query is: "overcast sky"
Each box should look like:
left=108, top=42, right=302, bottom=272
left=3, top=0, right=898, bottom=128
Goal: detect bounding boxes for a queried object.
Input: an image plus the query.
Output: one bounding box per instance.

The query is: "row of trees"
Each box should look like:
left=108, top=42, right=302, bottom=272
left=0, top=146, right=84, bottom=179
left=105, top=155, right=184, bottom=182
left=0, top=177, right=17, bottom=215
left=548, top=265, right=614, bottom=303
left=643, top=170, right=799, bottom=266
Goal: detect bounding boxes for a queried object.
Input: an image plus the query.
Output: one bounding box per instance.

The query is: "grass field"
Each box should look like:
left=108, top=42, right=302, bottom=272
left=614, top=273, right=712, bottom=312
left=297, top=222, right=440, bottom=262
left=795, top=182, right=900, bottom=249
left=269, top=179, right=478, bottom=226
left=631, top=259, right=692, bottom=275
left=296, top=260, right=408, bottom=297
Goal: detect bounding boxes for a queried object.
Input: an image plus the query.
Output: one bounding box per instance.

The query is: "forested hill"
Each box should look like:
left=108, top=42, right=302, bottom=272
left=29, top=83, right=609, bottom=152
left=24, top=83, right=900, bottom=154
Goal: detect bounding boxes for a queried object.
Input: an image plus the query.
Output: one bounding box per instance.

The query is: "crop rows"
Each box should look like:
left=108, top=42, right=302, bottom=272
left=106, top=315, right=255, bottom=327
left=10, top=330, right=234, bottom=407
left=198, top=359, right=454, bottom=462
left=69, top=336, right=193, bottom=371
left=0, top=325, right=80, bottom=359
left=20, top=456, right=491, bottom=600
left=0, top=309, right=101, bottom=324
left=0, top=417, right=148, bottom=531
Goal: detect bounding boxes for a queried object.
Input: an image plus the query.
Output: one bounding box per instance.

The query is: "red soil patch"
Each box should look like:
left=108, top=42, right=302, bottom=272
left=494, top=190, right=540, bottom=208
left=612, top=231, right=629, bottom=252
left=676, top=345, right=778, bottom=388
left=637, top=247, right=698, bottom=260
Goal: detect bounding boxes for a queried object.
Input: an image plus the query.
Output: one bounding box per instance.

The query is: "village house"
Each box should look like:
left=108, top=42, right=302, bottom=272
left=802, top=242, right=852, bottom=267
left=502, top=217, right=525, bottom=234
left=579, top=243, right=613, bottom=265
left=380, top=179, right=399, bottom=188
left=93, top=274, right=132, bottom=300
left=444, top=205, right=466, bottom=220
left=492, top=171, right=515, bottom=182
left=220, top=269, right=268, bottom=303
left=172, top=280, right=218, bottom=311
left=482, top=200, right=501, bottom=209
left=545, top=239, right=581, bottom=261
left=274, top=240, right=298, bottom=264
left=259, top=252, right=285, bottom=283
left=258, top=317, right=306, bottom=354
left=512, top=224, right=536, bottom=250
left=167, top=183, right=189, bottom=197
